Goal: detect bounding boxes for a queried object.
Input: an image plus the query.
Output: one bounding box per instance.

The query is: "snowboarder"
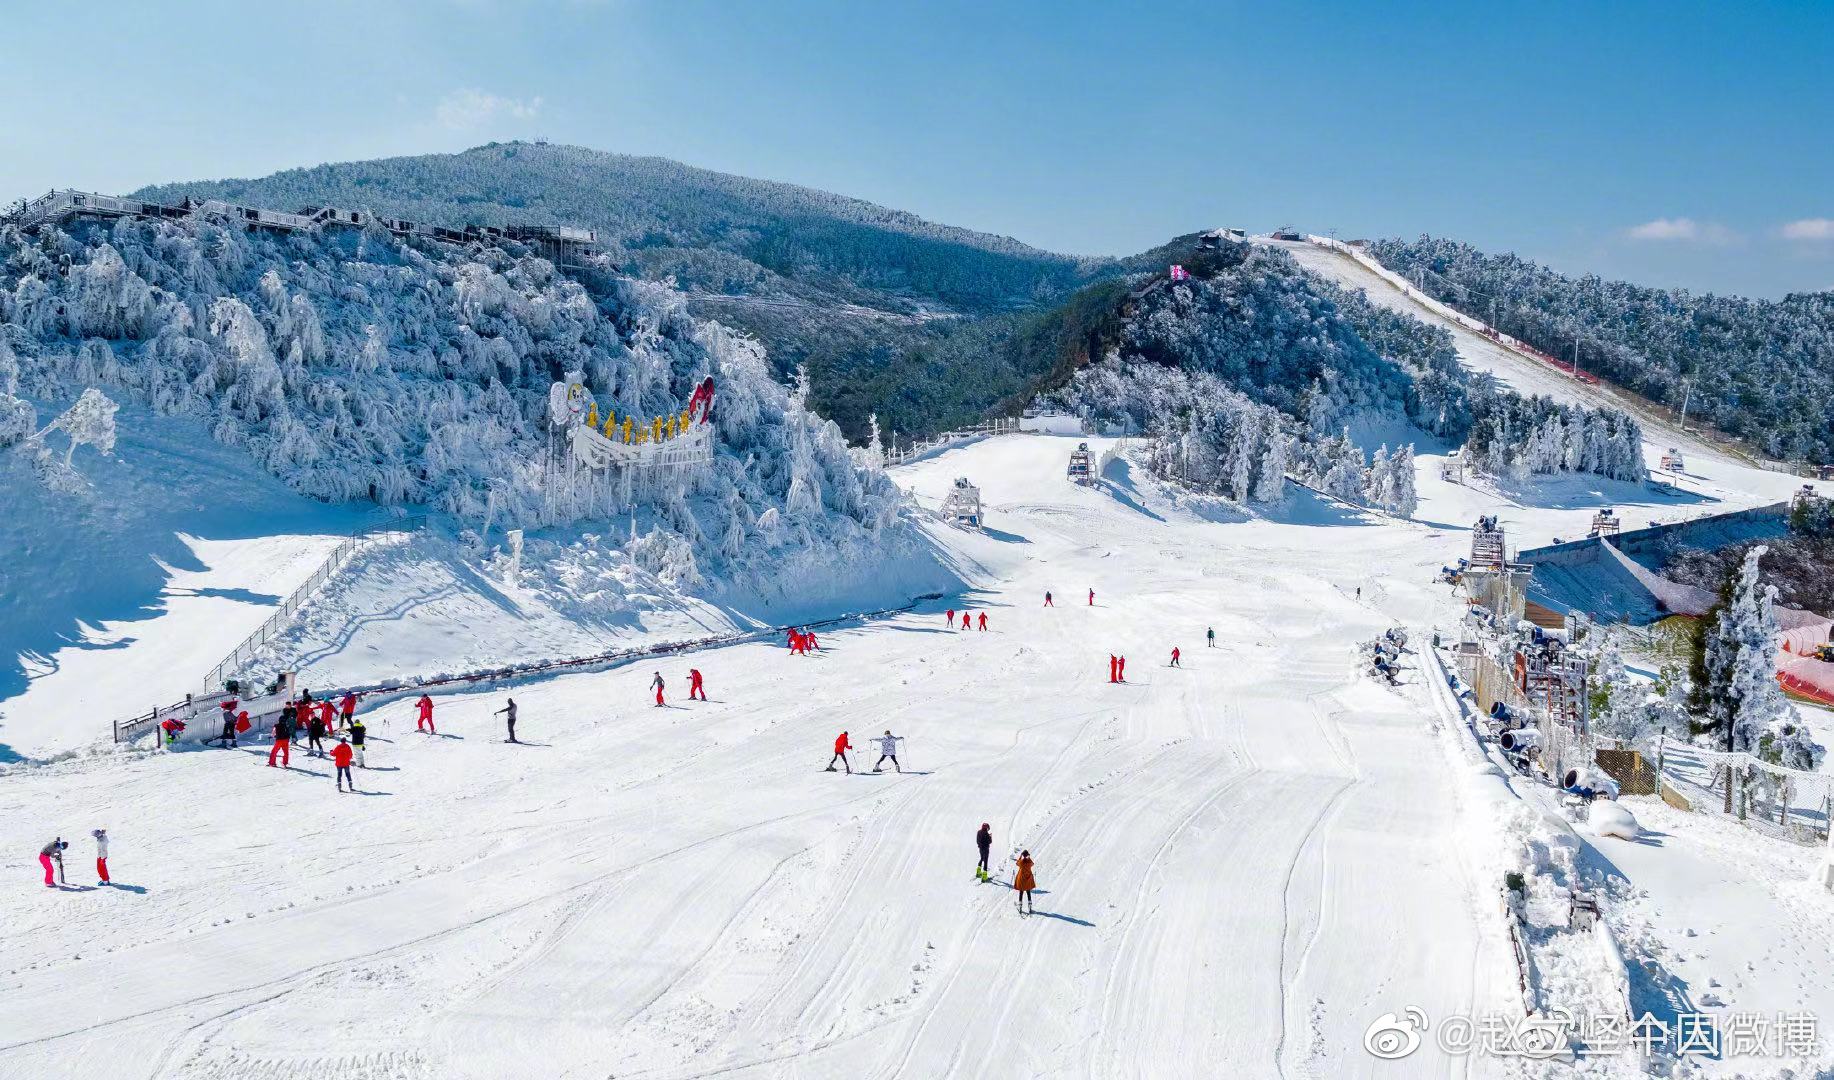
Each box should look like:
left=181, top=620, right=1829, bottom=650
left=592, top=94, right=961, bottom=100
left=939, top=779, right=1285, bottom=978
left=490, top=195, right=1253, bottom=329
left=977, top=612, right=987, bottom=631
left=827, top=731, right=853, bottom=773
left=1118, top=656, right=1127, bottom=681
left=496, top=697, right=519, bottom=742
left=38, top=838, right=66, bottom=887
left=947, top=609, right=956, bottom=628
left=306, top=708, right=328, bottom=757
left=416, top=694, right=436, bottom=734
left=1014, top=850, right=1036, bottom=914
left=1170, top=647, right=1181, bottom=667
left=873, top=730, right=903, bottom=773
left=332, top=737, right=355, bottom=792
left=1044, top=591, right=1053, bottom=607
left=1108, top=655, right=1118, bottom=683
left=339, top=691, right=357, bottom=727
left=91, top=828, right=109, bottom=885
left=349, top=718, right=368, bottom=767
left=1206, top=627, right=1216, bottom=648
left=651, top=672, right=666, bottom=707
left=269, top=707, right=296, bottom=767
left=975, top=823, right=992, bottom=881
left=1088, top=589, right=1095, bottom=606
left=688, top=668, right=706, bottom=701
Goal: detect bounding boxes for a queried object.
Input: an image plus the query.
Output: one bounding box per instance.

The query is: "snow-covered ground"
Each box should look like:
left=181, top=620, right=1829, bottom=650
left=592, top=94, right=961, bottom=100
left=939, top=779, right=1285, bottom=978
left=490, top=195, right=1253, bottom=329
left=4, top=428, right=1831, bottom=1078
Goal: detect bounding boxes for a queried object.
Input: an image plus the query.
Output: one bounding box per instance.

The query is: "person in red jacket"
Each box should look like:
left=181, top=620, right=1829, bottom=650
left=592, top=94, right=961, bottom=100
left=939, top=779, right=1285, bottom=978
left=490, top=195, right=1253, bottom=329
left=1109, top=655, right=1118, bottom=683
left=1088, top=588, right=1095, bottom=606
left=826, top=731, right=853, bottom=773
left=1118, top=656, right=1127, bottom=681
left=946, top=609, right=955, bottom=628
left=1170, top=647, right=1181, bottom=668
left=807, top=631, right=820, bottom=651
left=1044, top=591, right=1053, bottom=607
left=318, top=699, right=337, bottom=734
left=339, top=691, right=357, bottom=727
left=787, top=628, right=799, bottom=652
left=689, top=668, right=706, bottom=701
left=958, top=612, right=970, bottom=630
left=416, top=694, right=435, bottom=734
left=332, top=737, right=356, bottom=792
left=978, top=612, right=988, bottom=631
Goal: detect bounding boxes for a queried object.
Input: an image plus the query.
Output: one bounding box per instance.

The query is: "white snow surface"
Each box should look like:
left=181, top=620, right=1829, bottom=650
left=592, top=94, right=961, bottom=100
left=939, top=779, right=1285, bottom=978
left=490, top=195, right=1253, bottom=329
left=4, top=430, right=1832, bottom=1078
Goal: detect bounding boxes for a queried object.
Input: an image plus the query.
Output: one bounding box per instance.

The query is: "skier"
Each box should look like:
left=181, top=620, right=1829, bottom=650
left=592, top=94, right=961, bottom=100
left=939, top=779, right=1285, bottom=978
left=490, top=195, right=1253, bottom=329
left=318, top=699, right=337, bottom=735
left=827, top=731, right=853, bottom=773
left=349, top=717, right=368, bottom=767
left=416, top=694, right=436, bottom=734
left=688, top=668, right=706, bottom=701
left=807, top=630, right=820, bottom=651
left=1044, top=591, right=1053, bottom=607
left=1118, top=656, right=1127, bottom=681
left=1170, top=647, right=1181, bottom=668
left=339, top=691, right=358, bottom=728
left=1207, top=627, right=1216, bottom=648
left=332, top=737, right=356, bottom=792
left=975, top=823, right=992, bottom=882
left=787, top=628, right=801, bottom=653
left=1108, top=655, right=1118, bottom=683
left=978, top=612, right=988, bottom=631
left=873, top=730, right=903, bottom=773
left=160, top=716, right=186, bottom=748
left=269, top=706, right=296, bottom=767
left=947, top=609, right=956, bottom=628
left=651, top=672, right=666, bottom=707
left=213, top=705, right=238, bottom=748
left=306, top=707, right=328, bottom=757
left=1088, top=589, right=1095, bottom=606
left=39, top=838, right=67, bottom=887
left=1014, top=850, right=1036, bottom=914
left=1356, top=586, right=1362, bottom=600
left=958, top=612, right=970, bottom=631
left=91, top=828, right=109, bottom=885
left=496, top=697, right=519, bottom=742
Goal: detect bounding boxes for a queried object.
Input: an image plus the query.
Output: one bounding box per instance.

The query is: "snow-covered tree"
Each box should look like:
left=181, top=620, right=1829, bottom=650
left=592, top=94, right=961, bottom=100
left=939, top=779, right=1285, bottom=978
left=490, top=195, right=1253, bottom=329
left=1693, top=547, right=1816, bottom=766
left=37, top=387, right=119, bottom=465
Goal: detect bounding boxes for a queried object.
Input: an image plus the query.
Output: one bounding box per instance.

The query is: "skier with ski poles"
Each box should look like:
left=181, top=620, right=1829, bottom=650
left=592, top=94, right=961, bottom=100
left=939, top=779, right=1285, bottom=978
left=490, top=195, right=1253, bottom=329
left=1170, top=647, right=1181, bottom=668
left=975, top=823, right=992, bottom=882
left=496, top=697, right=519, bottom=742
left=873, top=730, right=904, bottom=773
left=38, top=837, right=66, bottom=887
left=688, top=669, right=706, bottom=701
left=1014, top=850, right=1036, bottom=914
left=1088, top=589, right=1095, bottom=606
left=827, top=731, right=853, bottom=773
left=416, top=694, right=436, bottom=734
left=91, top=828, right=109, bottom=885
left=332, top=737, right=356, bottom=792
left=651, top=672, right=665, bottom=707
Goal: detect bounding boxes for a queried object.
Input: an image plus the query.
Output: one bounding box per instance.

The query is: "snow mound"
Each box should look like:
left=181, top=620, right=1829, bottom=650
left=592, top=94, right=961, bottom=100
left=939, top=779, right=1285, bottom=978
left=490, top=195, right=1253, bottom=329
left=1589, top=801, right=1641, bottom=840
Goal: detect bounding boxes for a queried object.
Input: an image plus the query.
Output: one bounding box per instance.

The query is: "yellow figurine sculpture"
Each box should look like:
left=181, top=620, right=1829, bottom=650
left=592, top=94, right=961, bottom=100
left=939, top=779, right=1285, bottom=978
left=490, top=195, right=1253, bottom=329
left=622, top=417, right=633, bottom=444
left=603, top=412, right=617, bottom=437
left=585, top=403, right=598, bottom=429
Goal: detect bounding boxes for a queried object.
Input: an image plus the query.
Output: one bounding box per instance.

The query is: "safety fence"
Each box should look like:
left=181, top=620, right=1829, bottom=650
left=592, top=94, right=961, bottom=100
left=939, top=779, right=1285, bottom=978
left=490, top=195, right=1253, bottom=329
left=1651, top=738, right=1833, bottom=845
left=119, top=592, right=946, bottom=748
left=883, top=418, right=1022, bottom=466
left=200, top=517, right=426, bottom=694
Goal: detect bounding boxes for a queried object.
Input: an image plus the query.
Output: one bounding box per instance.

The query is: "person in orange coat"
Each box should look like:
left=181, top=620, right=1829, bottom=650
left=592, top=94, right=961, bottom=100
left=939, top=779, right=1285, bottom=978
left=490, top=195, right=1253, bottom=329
left=1013, top=850, right=1036, bottom=914
left=826, top=731, right=853, bottom=774
left=332, top=737, right=356, bottom=793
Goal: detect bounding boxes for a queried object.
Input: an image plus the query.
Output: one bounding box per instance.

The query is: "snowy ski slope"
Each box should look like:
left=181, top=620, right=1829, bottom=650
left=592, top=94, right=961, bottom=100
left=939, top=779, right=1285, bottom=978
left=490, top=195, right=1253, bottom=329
left=3, top=431, right=1830, bottom=1078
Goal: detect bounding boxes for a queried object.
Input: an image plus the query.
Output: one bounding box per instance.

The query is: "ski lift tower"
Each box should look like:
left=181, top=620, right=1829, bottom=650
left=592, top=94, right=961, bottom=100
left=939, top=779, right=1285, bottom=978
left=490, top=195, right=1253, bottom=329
left=1439, top=448, right=1465, bottom=485
left=1461, top=515, right=1533, bottom=622
left=1066, top=441, right=1096, bottom=486
left=1587, top=507, right=1621, bottom=539
left=941, top=477, right=983, bottom=530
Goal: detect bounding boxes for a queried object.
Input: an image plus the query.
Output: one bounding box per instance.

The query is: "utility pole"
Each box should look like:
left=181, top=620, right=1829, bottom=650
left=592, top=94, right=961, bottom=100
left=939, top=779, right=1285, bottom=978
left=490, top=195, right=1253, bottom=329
left=1571, top=336, right=1582, bottom=378
left=1677, top=378, right=1693, bottom=431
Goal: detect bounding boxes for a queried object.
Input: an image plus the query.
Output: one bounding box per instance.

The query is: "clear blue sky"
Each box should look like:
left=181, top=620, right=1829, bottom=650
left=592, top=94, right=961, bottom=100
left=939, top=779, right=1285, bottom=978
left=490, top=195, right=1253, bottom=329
left=5, top=0, right=1831, bottom=298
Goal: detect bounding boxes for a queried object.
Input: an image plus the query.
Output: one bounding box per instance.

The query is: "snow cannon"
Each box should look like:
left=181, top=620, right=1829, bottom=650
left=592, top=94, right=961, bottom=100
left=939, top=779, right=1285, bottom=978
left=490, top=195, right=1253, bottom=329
left=1499, top=729, right=1540, bottom=753
left=1562, top=767, right=1619, bottom=800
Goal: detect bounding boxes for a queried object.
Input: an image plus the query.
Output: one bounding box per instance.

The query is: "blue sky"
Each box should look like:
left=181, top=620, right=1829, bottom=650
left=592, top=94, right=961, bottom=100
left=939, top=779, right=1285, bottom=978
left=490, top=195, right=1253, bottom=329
left=5, top=0, right=1831, bottom=297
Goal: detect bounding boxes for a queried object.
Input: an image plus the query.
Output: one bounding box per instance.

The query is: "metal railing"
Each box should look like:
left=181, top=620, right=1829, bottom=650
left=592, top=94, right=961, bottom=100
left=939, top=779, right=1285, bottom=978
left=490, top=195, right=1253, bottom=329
left=883, top=418, right=1022, bottom=466
left=199, top=516, right=425, bottom=693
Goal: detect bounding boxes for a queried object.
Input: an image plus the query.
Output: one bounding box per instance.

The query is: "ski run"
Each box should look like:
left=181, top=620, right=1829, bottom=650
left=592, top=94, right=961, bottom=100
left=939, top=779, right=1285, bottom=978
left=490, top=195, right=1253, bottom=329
left=4, top=412, right=1833, bottom=1079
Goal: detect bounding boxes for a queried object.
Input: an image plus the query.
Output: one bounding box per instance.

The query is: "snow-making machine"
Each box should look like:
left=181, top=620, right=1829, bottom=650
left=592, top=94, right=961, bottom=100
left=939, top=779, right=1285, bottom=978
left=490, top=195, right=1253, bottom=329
left=941, top=477, right=983, bottom=530
left=1066, top=442, right=1096, bottom=486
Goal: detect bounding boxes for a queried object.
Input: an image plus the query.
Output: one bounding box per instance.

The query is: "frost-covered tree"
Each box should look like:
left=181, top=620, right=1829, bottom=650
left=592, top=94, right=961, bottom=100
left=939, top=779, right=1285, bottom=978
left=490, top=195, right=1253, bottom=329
left=0, top=336, right=33, bottom=448
left=1691, top=547, right=1817, bottom=766
left=36, top=387, right=119, bottom=465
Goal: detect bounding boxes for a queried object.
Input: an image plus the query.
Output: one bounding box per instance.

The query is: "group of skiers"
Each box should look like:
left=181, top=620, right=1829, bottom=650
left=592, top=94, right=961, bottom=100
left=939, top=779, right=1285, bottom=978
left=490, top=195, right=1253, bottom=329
left=1040, top=588, right=1096, bottom=607
left=971, top=823, right=1036, bottom=912
left=826, top=729, right=905, bottom=774
left=786, top=628, right=821, bottom=655
left=943, top=609, right=990, bottom=631
left=38, top=830, right=109, bottom=888
left=649, top=669, right=707, bottom=707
